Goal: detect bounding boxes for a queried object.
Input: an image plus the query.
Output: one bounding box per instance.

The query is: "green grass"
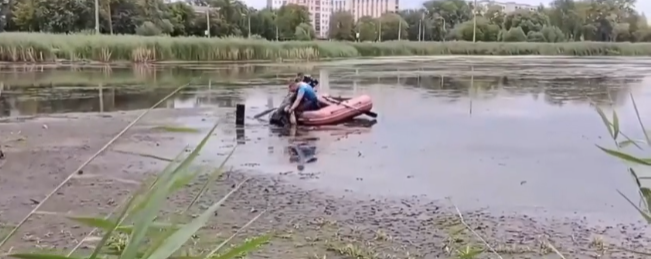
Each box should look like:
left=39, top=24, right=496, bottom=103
left=3, top=32, right=651, bottom=63
left=593, top=94, right=651, bottom=257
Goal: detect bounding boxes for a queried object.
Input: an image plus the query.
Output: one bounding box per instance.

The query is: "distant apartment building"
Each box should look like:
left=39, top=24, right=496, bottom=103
left=349, top=0, right=399, bottom=21
left=267, top=0, right=332, bottom=38
left=267, top=0, right=287, bottom=9
left=265, top=0, right=398, bottom=38
left=333, top=0, right=348, bottom=12
left=469, top=0, right=535, bottom=13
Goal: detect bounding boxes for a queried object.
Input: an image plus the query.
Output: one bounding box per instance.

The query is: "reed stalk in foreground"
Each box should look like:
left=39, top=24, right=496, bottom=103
left=594, top=94, right=651, bottom=255
left=1, top=120, right=269, bottom=259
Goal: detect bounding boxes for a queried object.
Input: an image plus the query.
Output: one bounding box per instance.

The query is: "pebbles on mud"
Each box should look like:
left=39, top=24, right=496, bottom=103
left=167, top=170, right=651, bottom=259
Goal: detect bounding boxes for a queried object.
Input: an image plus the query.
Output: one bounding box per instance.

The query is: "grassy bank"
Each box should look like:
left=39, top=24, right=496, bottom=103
left=2, top=33, right=651, bottom=63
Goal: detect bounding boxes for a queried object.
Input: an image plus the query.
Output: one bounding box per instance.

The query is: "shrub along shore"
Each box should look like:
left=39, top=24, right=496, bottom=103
left=2, top=32, right=651, bottom=63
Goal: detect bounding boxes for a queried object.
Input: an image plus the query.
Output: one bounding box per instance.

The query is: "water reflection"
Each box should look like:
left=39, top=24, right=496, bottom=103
left=0, top=62, right=642, bottom=117
left=0, top=64, right=310, bottom=88
left=0, top=85, right=249, bottom=117
left=236, top=125, right=246, bottom=145
left=287, top=137, right=319, bottom=171
left=332, top=68, right=635, bottom=107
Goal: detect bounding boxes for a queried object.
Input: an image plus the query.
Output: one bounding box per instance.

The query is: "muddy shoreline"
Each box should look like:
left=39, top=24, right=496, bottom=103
left=0, top=108, right=650, bottom=258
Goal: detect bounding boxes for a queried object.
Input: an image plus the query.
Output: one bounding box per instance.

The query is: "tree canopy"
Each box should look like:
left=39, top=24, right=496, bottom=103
left=0, top=0, right=648, bottom=42
left=330, top=0, right=650, bottom=42
left=0, top=0, right=316, bottom=40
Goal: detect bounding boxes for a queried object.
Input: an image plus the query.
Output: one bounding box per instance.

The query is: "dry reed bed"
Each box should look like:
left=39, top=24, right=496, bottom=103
left=2, top=33, right=651, bottom=62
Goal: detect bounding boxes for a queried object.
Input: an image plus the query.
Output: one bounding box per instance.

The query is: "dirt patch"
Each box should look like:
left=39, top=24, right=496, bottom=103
left=0, top=108, right=208, bottom=251
left=0, top=109, right=650, bottom=259
left=172, top=170, right=651, bottom=259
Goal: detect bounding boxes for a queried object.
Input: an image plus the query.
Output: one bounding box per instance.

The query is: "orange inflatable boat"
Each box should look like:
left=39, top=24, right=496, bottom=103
left=298, top=95, right=373, bottom=126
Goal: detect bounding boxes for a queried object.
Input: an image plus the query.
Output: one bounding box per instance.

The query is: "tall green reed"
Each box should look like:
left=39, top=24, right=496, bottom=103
left=595, top=93, right=651, bottom=223
left=2, top=120, right=269, bottom=259
left=5, top=32, right=651, bottom=62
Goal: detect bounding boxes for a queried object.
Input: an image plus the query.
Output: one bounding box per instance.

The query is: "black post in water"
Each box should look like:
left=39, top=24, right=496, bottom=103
left=235, top=104, right=245, bottom=144
left=235, top=104, right=245, bottom=126
left=236, top=127, right=245, bottom=145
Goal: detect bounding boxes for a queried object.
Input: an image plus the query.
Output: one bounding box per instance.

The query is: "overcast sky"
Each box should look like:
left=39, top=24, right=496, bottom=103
left=243, top=0, right=650, bottom=18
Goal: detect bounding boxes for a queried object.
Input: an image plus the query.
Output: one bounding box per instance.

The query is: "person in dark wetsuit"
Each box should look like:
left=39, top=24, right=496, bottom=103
left=286, top=78, right=321, bottom=113
left=297, top=72, right=319, bottom=91
left=285, top=78, right=334, bottom=125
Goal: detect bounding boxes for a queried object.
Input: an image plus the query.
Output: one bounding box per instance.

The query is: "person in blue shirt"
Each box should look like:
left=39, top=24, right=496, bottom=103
left=297, top=72, right=319, bottom=90
left=285, top=77, right=333, bottom=124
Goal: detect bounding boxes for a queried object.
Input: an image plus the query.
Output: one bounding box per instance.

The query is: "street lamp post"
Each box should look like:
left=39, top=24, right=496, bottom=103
left=378, top=20, right=382, bottom=41
left=442, top=19, right=446, bottom=40
left=94, top=0, right=99, bottom=34
left=472, top=0, right=477, bottom=42
left=272, top=13, right=279, bottom=41
left=418, top=13, right=422, bottom=41
left=206, top=10, right=211, bottom=38
left=419, top=9, right=429, bottom=41
left=398, top=18, right=401, bottom=40
left=243, top=12, right=251, bottom=38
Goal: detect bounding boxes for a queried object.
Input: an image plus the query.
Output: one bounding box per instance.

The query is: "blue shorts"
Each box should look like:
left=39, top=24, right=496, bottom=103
left=299, top=100, right=320, bottom=112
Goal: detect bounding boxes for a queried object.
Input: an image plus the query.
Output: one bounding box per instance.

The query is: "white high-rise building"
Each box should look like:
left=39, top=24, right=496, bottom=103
left=349, top=0, right=399, bottom=21
left=469, top=0, right=536, bottom=13
left=267, top=0, right=287, bottom=9
left=267, top=0, right=333, bottom=38
left=332, top=0, right=348, bottom=12
left=329, top=0, right=399, bottom=22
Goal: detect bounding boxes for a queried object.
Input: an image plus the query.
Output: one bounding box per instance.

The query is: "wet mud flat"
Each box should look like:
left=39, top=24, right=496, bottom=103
left=0, top=109, right=650, bottom=259
left=0, top=108, right=210, bottom=251
left=180, top=170, right=651, bottom=259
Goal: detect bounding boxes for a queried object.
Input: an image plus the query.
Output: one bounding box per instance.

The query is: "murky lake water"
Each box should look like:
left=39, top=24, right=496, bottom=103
left=2, top=57, right=651, bottom=221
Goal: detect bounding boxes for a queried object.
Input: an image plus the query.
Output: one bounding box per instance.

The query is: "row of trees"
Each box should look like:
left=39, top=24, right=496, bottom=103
left=0, top=0, right=318, bottom=40
left=0, top=0, right=649, bottom=42
left=329, top=0, right=651, bottom=42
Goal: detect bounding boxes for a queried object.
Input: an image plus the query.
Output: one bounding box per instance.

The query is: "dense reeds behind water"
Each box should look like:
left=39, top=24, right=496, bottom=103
left=2, top=33, right=651, bottom=62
